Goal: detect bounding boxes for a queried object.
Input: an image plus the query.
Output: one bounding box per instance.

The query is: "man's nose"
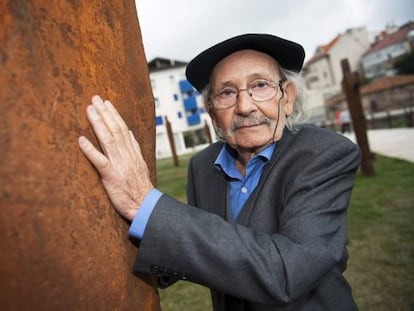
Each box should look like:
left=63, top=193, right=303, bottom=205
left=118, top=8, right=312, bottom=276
left=235, top=89, right=257, bottom=115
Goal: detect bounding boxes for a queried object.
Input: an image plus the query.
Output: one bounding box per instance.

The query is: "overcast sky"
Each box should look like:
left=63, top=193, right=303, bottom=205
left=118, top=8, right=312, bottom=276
left=134, top=0, right=413, bottom=63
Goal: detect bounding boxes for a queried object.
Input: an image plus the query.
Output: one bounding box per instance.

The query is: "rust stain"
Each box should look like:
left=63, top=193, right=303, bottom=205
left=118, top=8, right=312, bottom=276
left=0, top=1, right=160, bottom=310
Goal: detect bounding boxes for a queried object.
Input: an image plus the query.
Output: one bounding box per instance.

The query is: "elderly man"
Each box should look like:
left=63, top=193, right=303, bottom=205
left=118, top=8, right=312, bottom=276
left=78, top=34, right=360, bottom=310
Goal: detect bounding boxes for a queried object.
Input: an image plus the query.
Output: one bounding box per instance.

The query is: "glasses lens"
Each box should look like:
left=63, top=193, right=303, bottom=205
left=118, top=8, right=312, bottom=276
left=250, top=80, right=277, bottom=101
left=212, top=80, right=278, bottom=108
left=214, top=87, right=237, bottom=108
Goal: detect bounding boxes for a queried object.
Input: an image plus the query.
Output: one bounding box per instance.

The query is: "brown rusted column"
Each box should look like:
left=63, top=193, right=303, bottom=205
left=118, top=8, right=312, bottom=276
left=0, top=1, right=161, bottom=310
left=341, top=59, right=374, bottom=177
left=165, top=116, right=179, bottom=167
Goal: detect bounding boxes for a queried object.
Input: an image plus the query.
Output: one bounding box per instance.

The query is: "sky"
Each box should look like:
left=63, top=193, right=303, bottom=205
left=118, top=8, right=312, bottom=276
left=134, top=0, right=414, bottom=63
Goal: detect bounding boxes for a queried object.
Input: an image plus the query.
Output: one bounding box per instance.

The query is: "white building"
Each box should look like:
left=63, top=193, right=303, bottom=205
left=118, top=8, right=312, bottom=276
left=302, top=27, right=371, bottom=124
left=148, top=58, right=215, bottom=159
left=361, top=22, right=414, bottom=79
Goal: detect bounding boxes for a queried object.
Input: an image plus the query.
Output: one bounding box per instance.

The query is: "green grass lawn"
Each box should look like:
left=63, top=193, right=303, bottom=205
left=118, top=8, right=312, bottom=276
left=155, top=153, right=414, bottom=311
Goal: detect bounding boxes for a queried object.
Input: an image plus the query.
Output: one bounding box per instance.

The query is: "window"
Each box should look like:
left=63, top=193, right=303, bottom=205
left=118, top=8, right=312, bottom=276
left=308, top=76, right=319, bottom=83
left=155, top=116, right=163, bottom=126
left=183, top=129, right=208, bottom=148
left=154, top=98, right=160, bottom=108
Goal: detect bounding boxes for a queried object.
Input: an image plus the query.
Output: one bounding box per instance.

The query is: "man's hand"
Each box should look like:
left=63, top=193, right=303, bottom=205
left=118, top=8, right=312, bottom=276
left=78, top=95, right=153, bottom=221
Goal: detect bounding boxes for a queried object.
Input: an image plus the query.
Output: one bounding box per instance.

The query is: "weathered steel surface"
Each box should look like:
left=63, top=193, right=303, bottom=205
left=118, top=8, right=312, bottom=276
left=0, top=1, right=160, bottom=310
left=341, top=58, right=374, bottom=177
left=165, top=117, right=179, bottom=167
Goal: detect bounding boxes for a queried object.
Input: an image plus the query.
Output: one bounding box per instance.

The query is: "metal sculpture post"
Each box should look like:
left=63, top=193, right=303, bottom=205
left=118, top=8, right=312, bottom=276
left=165, top=117, right=179, bottom=167
left=341, top=58, right=375, bottom=177
left=0, top=1, right=161, bottom=310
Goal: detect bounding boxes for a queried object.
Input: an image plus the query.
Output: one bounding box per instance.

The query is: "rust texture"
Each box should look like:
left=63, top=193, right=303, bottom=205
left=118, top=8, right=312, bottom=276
left=0, top=1, right=161, bottom=310
left=341, top=58, right=374, bottom=176
left=165, top=117, right=179, bottom=167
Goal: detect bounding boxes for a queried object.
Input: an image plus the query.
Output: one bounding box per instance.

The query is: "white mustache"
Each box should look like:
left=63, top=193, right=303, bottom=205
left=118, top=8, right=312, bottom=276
left=231, top=115, right=271, bottom=131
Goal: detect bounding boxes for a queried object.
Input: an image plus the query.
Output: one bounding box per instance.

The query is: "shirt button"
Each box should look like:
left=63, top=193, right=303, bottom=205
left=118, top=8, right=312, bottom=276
left=241, top=187, right=248, bottom=193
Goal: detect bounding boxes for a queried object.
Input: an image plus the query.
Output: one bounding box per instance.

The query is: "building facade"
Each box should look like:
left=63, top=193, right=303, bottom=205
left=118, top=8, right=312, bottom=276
left=302, top=27, right=371, bottom=124
left=361, top=22, right=414, bottom=79
left=325, top=75, right=414, bottom=121
left=148, top=58, right=215, bottom=159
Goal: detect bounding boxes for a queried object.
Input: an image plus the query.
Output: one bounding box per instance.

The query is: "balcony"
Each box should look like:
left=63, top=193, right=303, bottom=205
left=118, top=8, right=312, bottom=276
left=184, top=97, right=197, bottom=111
left=179, top=80, right=194, bottom=93
left=187, top=113, right=201, bottom=126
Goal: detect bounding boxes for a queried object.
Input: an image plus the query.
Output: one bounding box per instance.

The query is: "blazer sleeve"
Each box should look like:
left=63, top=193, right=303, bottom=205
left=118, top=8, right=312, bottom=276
left=133, top=135, right=361, bottom=305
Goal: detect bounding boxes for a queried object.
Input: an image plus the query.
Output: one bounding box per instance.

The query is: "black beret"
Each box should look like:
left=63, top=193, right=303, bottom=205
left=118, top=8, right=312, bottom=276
left=185, top=33, right=305, bottom=92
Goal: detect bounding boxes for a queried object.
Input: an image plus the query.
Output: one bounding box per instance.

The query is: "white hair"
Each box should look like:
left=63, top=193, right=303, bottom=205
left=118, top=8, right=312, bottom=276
left=279, top=67, right=310, bottom=133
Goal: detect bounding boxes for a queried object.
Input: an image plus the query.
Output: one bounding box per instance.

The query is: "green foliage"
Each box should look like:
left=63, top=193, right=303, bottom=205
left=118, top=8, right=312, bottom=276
left=394, top=52, right=414, bottom=75
left=156, top=154, right=414, bottom=310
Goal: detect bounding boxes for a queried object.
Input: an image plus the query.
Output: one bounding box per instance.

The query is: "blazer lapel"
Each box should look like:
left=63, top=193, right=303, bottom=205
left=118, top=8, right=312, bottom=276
left=235, top=129, right=295, bottom=226
left=208, top=168, right=229, bottom=220
left=198, top=142, right=230, bottom=220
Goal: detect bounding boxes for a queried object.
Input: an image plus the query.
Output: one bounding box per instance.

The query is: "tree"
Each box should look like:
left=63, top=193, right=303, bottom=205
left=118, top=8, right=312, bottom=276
left=394, top=52, right=414, bottom=74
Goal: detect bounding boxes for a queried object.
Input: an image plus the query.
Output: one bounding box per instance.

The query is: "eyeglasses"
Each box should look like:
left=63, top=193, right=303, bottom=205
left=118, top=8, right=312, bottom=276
left=209, top=79, right=284, bottom=110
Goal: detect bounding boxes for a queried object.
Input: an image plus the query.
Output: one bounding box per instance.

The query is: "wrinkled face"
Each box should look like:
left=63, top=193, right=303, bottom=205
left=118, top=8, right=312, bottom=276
left=209, top=50, right=295, bottom=154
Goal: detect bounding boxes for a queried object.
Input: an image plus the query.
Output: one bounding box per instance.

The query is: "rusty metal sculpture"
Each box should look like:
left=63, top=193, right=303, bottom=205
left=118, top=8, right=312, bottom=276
left=341, top=58, right=375, bottom=177
left=0, top=1, right=161, bottom=310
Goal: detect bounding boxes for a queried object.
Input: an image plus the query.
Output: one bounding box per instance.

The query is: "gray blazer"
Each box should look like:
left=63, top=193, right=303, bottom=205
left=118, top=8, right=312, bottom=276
left=134, top=125, right=361, bottom=310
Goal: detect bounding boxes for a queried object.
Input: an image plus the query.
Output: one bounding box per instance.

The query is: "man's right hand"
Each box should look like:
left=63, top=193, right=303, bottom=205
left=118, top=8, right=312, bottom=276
left=78, top=95, right=154, bottom=221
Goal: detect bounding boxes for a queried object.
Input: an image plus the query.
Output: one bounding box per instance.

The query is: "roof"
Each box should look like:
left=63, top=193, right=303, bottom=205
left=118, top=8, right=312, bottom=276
left=363, top=22, right=414, bottom=56
left=361, top=75, right=414, bottom=95
left=304, top=35, right=339, bottom=67
left=326, top=74, right=414, bottom=105
left=148, top=57, right=188, bottom=72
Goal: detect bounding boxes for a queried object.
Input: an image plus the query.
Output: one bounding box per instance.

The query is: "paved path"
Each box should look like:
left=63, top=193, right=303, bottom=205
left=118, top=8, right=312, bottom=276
left=343, top=128, right=414, bottom=163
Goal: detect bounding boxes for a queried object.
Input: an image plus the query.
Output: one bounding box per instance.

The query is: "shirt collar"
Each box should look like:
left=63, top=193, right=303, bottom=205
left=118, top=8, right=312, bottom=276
left=214, top=143, right=276, bottom=175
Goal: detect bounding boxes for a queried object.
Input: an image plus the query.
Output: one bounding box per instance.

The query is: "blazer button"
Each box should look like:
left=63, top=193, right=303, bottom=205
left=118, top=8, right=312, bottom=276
left=151, top=265, right=159, bottom=273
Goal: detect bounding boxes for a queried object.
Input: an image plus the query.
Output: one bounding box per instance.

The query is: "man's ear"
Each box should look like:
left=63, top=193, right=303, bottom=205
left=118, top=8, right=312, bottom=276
left=282, top=81, right=297, bottom=116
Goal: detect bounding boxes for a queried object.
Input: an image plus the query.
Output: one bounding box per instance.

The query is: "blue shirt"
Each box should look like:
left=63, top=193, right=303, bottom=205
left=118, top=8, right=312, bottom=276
left=214, top=143, right=275, bottom=220
left=129, top=143, right=275, bottom=239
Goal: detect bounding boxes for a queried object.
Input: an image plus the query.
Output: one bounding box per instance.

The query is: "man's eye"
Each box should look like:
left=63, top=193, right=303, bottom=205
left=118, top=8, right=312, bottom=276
left=252, top=80, right=270, bottom=89
left=219, top=88, right=237, bottom=97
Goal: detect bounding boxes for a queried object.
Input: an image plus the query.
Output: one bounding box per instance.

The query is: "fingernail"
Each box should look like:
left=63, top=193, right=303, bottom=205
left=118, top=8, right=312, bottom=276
left=92, top=95, right=103, bottom=106
left=78, top=136, right=88, bottom=145
left=92, top=94, right=101, bottom=101
left=87, top=105, right=99, bottom=120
